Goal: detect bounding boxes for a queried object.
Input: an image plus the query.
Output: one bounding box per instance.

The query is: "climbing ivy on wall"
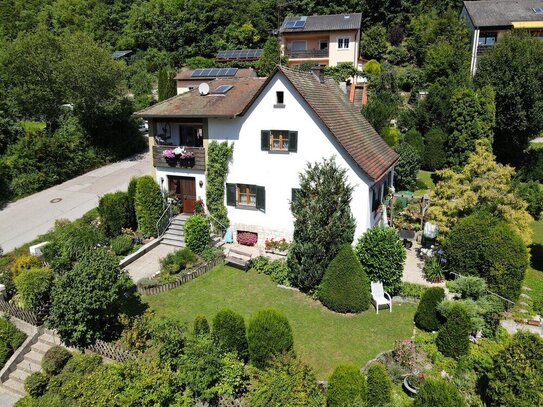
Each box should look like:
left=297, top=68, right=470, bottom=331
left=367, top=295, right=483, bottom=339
left=206, top=141, right=234, bottom=232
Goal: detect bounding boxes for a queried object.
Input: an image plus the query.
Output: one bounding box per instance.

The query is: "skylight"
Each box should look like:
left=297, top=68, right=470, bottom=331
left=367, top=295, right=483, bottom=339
left=533, top=7, right=543, bottom=14
left=213, top=85, right=233, bottom=94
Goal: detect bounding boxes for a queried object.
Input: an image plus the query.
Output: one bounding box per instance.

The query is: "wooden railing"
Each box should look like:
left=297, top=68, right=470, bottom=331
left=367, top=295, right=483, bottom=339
left=87, top=339, right=139, bottom=363
left=285, top=49, right=329, bottom=58
left=152, top=146, right=205, bottom=171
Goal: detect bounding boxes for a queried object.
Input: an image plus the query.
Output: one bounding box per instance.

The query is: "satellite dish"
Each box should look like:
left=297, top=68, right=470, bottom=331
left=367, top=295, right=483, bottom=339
left=198, top=83, right=210, bottom=96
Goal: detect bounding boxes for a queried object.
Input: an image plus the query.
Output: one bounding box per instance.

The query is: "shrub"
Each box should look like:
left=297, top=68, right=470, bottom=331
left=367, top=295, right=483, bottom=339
left=386, top=45, right=411, bottom=65
left=0, top=341, right=9, bottom=367
left=364, top=59, right=381, bottom=76
left=42, top=346, right=73, bottom=376
left=152, top=320, right=186, bottom=369
left=318, top=244, right=370, bottom=313
left=212, top=309, right=248, bottom=360
left=247, top=308, right=293, bottom=369
left=183, top=215, right=210, bottom=254
left=414, top=287, right=445, bottom=331
left=448, top=276, right=487, bottom=300
left=0, top=317, right=25, bottom=366
left=327, top=364, right=367, bottom=407
left=127, top=177, right=138, bottom=229
left=422, top=257, right=444, bottom=283
left=394, top=142, right=421, bottom=191
left=134, top=175, right=163, bottom=237
left=25, top=372, right=48, bottom=398
left=159, top=248, right=198, bottom=275
left=11, top=254, right=41, bottom=279
left=366, top=362, right=392, bottom=407
left=14, top=267, right=53, bottom=310
left=436, top=306, right=471, bottom=359
left=251, top=256, right=289, bottom=285
left=515, top=180, right=543, bottom=219
left=361, top=24, right=388, bottom=59
left=404, top=128, right=424, bottom=156
left=98, top=192, right=131, bottom=237
left=356, top=227, right=406, bottom=295
left=110, top=235, right=133, bottom=256
left=381, top=126, right=400, bottom=146
left=524, top=147, right=543, bottom=182
left=399, top=282, right=428, bottom=299
left=193, top=315, right=210, bottom=336
left=423, top=128, right=447, bottom=171
left=237, top=231, right=257, bottom=246
left=443, top=211, right=529, bottom=302
left=414, top=378, right=465, bottom=407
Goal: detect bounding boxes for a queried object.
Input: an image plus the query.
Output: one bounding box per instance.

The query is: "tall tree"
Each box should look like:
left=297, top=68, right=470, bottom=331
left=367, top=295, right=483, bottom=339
left=157, top=68, right=176, bottom=101
left=287, top=157, right=356, bottom=292
left=256, top=37, right=283, bottom=77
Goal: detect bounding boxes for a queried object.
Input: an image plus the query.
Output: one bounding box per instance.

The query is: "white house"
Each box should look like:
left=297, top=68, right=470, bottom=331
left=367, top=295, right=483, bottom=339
left=135, top=66, right=399, bottom=245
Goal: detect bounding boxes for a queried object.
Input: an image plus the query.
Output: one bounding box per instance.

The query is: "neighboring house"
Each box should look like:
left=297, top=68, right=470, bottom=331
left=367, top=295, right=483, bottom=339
left=462, top=0, right=543, bottom=74
left=134, top=66, right=398, bottom=244
left=279, top=13, right=363, bottom=68
left=215, top=49, right=263, bottom=63
left=174, top=67, right=257, bottom=94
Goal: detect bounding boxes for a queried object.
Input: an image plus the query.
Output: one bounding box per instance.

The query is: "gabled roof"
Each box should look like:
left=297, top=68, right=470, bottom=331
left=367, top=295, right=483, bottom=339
left=266, top=66, right=398, bottom=181
left=280, top=13, right=362, bottom=33
left=463, top=0, right=543, bottom=27
left=133, top=77, right=265, bottom=118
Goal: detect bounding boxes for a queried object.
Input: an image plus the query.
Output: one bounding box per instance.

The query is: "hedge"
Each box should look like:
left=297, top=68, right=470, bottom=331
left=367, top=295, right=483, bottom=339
left=42, top=346, right=73, bottom=376
left=414, top=378, right=465, bottom=407
left=366, top=362, right=392, bottom=406
left=414, top=287, right=445, bottom=331
left=318, top=244, right=370, bottom=313
left=212, top=309, right=248, bottom=360
left=436, top=306, right=471, bottom=359
left=98, top=191, right=131, bottom=237
left=0, top=317, right=26, bottom=367
left=25, top=372, right=48, bottom=398
left=247, top=308, right=293, bottom=369
left=14, top=267, right=53, bottom=311
left=326, top=364, right=367, bottom=407
left=134, top=175, right=163, bottom=238
left=183, top=215, right=210, bottom=254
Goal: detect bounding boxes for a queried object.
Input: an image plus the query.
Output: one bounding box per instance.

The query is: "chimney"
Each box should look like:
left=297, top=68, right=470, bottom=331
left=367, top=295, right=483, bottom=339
left=349, top=82, right=356, bottom=103
left=362, top=81, right=368, bottom=106
left=311, top=66, right=325, bottom=83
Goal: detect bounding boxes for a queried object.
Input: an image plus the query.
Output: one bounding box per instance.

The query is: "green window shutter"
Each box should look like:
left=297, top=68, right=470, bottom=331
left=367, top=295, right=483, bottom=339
left=288, top=131, right=298, bottom=152
left=256, top=185, right=266, bottom=211
left=261, top=130, right=270, bottom=151
left=226, top=183, right=236, bottom=206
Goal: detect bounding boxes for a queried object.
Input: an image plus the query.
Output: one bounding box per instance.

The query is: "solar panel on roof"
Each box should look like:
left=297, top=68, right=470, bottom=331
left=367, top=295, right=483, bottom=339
left=285, top=21, right=296, bottom=28
left=293, top=20, right=306, bottom=28
left=534, top=7, right=543, bottom=14
left=225, top=68, right=238, bottom=76
left=213, top=85, right=233, bottom=94
left=192, top=69, right=204, bottom=77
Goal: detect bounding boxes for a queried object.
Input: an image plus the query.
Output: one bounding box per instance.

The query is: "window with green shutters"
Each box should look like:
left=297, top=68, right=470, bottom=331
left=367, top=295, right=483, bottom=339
left=261, top=130, right=297, bottom=152
left=226, top=183, right=265, bottom=211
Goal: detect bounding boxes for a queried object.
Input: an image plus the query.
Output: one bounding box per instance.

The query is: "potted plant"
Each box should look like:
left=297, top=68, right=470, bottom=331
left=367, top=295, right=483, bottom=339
left=423, top=256, right=444, bottom=283
left=265, top=238, right=290, bottom=255
left=174, top=147, right=195, bottom=167
left=162, top=149, right=177, bottom=166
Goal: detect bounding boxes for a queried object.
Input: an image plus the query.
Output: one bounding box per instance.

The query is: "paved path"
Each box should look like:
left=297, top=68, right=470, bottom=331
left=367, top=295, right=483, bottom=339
left=403, top=241, right=445, bottom=288
left=0, top=153, right=150, bottom=253
left=124, top=244, right=177, bottom=283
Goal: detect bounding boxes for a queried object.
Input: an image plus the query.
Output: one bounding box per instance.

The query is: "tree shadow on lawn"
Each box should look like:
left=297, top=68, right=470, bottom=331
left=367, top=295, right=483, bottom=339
left=530, top=243, right=543, bottom=271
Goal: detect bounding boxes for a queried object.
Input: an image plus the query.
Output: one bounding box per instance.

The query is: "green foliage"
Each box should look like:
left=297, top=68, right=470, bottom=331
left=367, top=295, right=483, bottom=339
left=362, top=91, right=399, bottom=133
left=159, top=247, right=198, bottom=275
left=251, top=256, right=289, bottom=285
left=393, top=142, right=421, bottom=191
left=183, top=214, right=210, bottom=254
left=14, top=267, right=53, bottom=311
left=318, top=244, right=371, bottom=313
left=515, top=181, right=543, bottom=220
left=287, top=157, right=355, bottom=292
left=414, top=378, right=465, bottom=407
left=355, top=226, right=406, bottom=295
left=326, top=364, right=367, bottom=407
left=422, top=257, right=444, bottom=283
left=193, top=315, right=210, bottom=336
left=436, top=306, right=471, bottom=359
left=423, top=128, right=446, bottom=171
left=380, top=126, right=400, bottom=146
left=476, top=32, right=543, bottom=165
left=214, top=352, right=247, bottom=399
left=212, top=309, right=248, bottom=360
left=157, top=68, right=176, bottom=102
left=98, top=191, right=132, bottom=237
left=324, top=62, right=362, bottom=83
left=110, top=235, right=134, bottom=256
left=185, top=56, right=215, bottom=69
left=444, top=211, right=529, bottom=302
left=404, top=128, right=424, bottom=157
left=134, top=175, right=163, bottom=238
left=152, top=320, right=185, bottom=369
left=448, top=276, right=487, bottom=300
left=386, top=45, right=411, bottom=65
left=414, top=287, right=445, bottom=331
left=127, top=177, right=139, bottom=229
left=487, top=331, right=543, bottom=406
left=256, top=38, right=283, bottom=77
left=361, top=24, right=388, bottom=60
left=247, top=308, right=293, bottom=369
left=206, top=141, right=233, bottom=232
left=248, top=352, right=325, bottom=407
left=24, top=372, right=48, bottom=398
left=423, top=39, right=470, bottom=85
left=0, top=317, right=26, bottom=366
left=42, top=346, right=73, bottom=376
left=364, top=59, right=381, bottom=76
left=47, top=249, right=133, bottom=348
left=524, top=148, right=543, bottom=182
left=399, top=282, right=428, bottom=299
left=11, top=254, right=41, bottom=279
left=367, top=362, right=392, bottom=407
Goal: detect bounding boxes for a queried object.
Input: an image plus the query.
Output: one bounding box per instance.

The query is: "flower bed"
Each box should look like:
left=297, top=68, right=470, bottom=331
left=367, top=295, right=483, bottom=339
left=264, top=238, right=290, bottom=255
left=237, top=231, right=257, bottom=246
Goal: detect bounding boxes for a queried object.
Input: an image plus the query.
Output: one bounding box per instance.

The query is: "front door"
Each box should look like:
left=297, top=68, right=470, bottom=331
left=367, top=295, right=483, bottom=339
left=168, top=176, right=196, bottom=214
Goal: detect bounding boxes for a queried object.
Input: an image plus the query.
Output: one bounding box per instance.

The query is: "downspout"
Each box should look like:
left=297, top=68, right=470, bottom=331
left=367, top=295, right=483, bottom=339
left=470, top=29, right=480, bottom=76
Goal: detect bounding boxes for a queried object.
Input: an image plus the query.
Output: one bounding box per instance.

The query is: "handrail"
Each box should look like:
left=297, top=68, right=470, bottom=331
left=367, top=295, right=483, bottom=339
left=156, top=202, right=173, bottom=238
left=207, top=211, right=228, bottom=235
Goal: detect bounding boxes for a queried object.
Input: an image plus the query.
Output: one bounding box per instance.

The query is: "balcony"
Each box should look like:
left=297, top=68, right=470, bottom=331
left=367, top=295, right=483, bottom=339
left=152, top=145, right=205, bottom=171
left=285, top=49, right=329, bottom=59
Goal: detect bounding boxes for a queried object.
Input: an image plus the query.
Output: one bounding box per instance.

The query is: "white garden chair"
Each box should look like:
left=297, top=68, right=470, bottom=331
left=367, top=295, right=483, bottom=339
left=371, top=281, right=392, bottom=314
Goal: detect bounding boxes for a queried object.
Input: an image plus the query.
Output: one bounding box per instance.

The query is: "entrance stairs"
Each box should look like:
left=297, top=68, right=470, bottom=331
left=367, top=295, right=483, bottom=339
left=161, top=214, right=189, bottom=248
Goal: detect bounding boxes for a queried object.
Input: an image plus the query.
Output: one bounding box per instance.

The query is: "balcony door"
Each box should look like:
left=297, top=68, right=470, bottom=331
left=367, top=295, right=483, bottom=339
left=179, top=125, right=203, bottom=147
left=168, top=176, right=196, bottom=214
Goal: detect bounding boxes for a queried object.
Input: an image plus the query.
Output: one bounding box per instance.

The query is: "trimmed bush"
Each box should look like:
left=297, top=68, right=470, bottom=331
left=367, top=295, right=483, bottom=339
left=366, top=362, right=392, bottom=407
left=183, top=215, right=210, bottom=254
left=381, top=126, right=400, bottom=146
left=414, top=378, right=465, bottom=407
left=127, top=177, right=138, bottom=229
left=404, top=128, right=424, bottom=157
left=110, top=235, right=134, bottom=256
left=423, top=128, right=446, bottom=171
left=11, top=254, right=41, bottom=279
left=42, top=346, right=72, bottom=376
left=356, top=226, right=406, bottom=295
left=414, top=287, right=445, bottom=331
left=0, top=317, right=25, bottom=366
left=193, top=315, right=210, bottom=336
left=98, top=191, right=131, bottom=237
left=364, top=59, right=381, bottom=76
left=25, top=371, right=48, bottom=398
left=212, top=309, right=248, bottom=360
left=515, top=180, right=543, bottom=220
left=327, top=364, right=367, bottom=407
left=318, top=244, right=370, bottom=313
left=14, top=267, right=53, bottom=311
left=247, top=308, right=293, bottom=369
left=448, top=276, right=487, bottom=300
left=393, top=142, right=421, bottom=191
left=134, top=175, right=163, bottom=238
left=436, top=306, right=471, bottom=359
left=159, top=248, right=198, bottom=275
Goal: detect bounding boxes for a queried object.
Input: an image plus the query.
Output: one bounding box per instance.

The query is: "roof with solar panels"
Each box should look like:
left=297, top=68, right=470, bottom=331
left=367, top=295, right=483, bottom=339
left=174, top=67, right=257, bottom=81
left=279, top=13, right=362, bottom=33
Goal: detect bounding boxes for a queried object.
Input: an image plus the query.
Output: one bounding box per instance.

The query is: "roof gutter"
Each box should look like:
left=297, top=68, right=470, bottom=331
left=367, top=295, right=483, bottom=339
left=512, top=21, right=543, bottom=28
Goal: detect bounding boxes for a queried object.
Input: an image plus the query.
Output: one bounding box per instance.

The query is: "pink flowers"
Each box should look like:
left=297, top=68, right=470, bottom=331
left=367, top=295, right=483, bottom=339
left=238, top=231, right=258, bottom=246
left=162, top=149, right=175, bottom=159
left=162, top=147, right=195, bottom=161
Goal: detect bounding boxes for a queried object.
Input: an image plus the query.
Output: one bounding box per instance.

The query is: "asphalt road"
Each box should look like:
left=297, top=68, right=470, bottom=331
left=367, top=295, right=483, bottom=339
left=0, top=153, right=150, bottom=253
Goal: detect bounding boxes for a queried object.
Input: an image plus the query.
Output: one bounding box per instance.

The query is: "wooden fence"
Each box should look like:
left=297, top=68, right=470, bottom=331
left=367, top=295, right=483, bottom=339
left=87, top=339, right=139, bottom=363
left=137, top=255, right=225, bottom=295
left=0, top=299, right=41, bottom=326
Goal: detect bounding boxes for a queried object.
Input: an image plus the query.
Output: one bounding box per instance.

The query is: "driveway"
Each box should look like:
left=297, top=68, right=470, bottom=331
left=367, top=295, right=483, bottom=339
left=0, top=152, right=150, bottom=253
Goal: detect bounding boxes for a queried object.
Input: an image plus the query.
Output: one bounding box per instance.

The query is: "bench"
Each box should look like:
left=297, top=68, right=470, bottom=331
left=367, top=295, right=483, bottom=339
left=226, top=248, right=252, bottom=270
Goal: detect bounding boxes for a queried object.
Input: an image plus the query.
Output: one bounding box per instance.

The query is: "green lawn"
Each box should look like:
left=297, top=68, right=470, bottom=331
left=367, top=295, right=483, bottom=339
left=414, top=170, right=435, bottom=196
left=525, top=219, right=543, bottom=304
left=144, top=266, right=416, bottom=379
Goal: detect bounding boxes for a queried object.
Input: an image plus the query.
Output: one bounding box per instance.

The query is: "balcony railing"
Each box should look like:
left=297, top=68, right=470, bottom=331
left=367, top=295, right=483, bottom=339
left=285, top=49, right=329, bottom=59
left=152, top=145, right=205, bottom=171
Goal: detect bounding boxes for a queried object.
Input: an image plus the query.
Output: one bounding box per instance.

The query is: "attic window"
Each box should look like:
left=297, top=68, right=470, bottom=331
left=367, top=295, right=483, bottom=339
left=534, top=7, right=543, bottom=14
left=212, top=85, right=233, bottom=94
left=275, top=91, right=285, bottom=108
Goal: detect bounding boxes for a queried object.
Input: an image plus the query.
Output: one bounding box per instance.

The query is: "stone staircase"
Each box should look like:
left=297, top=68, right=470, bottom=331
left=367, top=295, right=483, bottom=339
left=1, top=331, right=58, bottom=398
left=161, top=214, right=188, bottom=247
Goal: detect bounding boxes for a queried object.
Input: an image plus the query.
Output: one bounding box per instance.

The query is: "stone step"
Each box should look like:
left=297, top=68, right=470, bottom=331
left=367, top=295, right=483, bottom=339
left=168, top=224, right=184, bottom=232
left=10, top=368, right=31, bottom=384
left=24, top=350, right=44, bottom=365
left=2, top=378, right=25, bottom=396
left=38, top=333, right=59, bottom=347
left=162, top=238, right=184, bottom=247
left=520, top=293, right=530, bottom=299
left=18, top=360, right=41, bottom=375
left=164, top=229, right=183, bottom=237
left=31, top=340, right=54, bottom=354
left=171, top=218, right=187, bottom=225
left=163, top=233, right=184, bottom=243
